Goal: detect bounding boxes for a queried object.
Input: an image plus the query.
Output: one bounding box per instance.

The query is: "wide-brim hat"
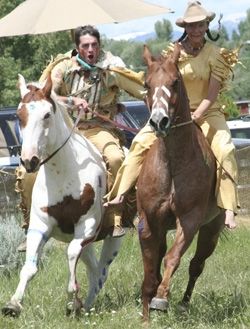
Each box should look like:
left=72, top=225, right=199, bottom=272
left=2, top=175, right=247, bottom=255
left=176, top=1, right=215, bottom=27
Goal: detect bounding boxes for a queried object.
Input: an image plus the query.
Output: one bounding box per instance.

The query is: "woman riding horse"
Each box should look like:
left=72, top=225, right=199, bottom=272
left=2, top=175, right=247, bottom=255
left=104, top=1, right=239, bottom=229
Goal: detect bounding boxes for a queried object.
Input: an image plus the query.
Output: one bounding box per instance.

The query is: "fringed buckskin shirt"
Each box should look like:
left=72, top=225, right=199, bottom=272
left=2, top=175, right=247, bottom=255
left=162, top=42, right=238, bottom=113
left=50, top=50, right=145, bottom=124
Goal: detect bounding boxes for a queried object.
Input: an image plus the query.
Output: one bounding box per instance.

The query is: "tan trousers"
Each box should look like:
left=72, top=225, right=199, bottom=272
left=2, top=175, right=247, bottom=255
left=15, top=166, right=37, bottom=231
left=17, top=126, right=125, bottom=230
left=107, top=110, right=239, bottom=214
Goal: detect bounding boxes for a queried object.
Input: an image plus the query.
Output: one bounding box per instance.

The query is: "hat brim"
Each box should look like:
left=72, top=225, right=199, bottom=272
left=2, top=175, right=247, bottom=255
left=176, top=12, right=215, bottom=27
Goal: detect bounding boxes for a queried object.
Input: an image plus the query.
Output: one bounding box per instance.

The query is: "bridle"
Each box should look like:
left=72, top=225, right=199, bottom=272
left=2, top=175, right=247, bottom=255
left=145, top=68, right=193, bottom=133
left=39, top=105, right=84, bottom=166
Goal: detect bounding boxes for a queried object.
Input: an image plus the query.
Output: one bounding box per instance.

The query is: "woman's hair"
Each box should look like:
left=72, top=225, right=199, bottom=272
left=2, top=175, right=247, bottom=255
left=74, top=25, right=101, bottom=46
left=177, top=28, right=220, bottom=42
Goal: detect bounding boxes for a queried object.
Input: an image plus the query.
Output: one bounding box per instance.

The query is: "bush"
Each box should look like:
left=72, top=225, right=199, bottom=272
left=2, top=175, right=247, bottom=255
left=0, top=213, right=25, bottom=275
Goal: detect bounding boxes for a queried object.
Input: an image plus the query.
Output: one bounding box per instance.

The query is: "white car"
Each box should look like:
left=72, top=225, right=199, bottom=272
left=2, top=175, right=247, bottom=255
left=227, top=117, right=250, bottom=140
left=227, top=117, right=250, bottom=149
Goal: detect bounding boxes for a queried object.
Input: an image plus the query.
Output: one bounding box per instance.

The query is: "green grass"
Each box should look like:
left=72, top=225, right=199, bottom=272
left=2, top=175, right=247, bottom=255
left=0, top=222, right=249, bottom=329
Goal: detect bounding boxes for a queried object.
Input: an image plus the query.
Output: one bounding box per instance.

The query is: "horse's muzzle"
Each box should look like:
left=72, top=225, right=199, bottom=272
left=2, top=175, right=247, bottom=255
left=21, top=156, right=40, bottom=173
left=149, top=115, right=170, bottom=136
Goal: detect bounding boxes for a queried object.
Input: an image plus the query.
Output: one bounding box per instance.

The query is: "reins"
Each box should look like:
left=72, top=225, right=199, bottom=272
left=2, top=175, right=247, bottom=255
left=39, top=106, right=84, bottom=166
left=40, top=105, right=139, bottom=167
left=93, top=111, right=139, bottom=133
left=170, top=120, right=193, bottom=129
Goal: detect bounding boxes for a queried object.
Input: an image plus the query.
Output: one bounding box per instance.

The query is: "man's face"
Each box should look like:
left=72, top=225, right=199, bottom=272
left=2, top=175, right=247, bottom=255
left=77, top=34, right=100, bottom=65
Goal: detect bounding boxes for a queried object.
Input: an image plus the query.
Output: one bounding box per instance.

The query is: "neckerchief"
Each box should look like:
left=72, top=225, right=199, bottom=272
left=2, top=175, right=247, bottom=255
left=76, top=54, right=97, bottom=71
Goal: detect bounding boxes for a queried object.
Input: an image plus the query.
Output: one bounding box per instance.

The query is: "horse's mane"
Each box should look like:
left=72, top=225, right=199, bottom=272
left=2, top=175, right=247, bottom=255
left=52, top=93, right=75, bottom=131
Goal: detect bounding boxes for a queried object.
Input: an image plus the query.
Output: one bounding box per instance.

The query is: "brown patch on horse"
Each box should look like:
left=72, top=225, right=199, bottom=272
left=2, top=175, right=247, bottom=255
left=17, top=104, right=29, bottom=128
left=17, top=73, right=55, bottom=127
left=41, top=183, right=95, bottom=234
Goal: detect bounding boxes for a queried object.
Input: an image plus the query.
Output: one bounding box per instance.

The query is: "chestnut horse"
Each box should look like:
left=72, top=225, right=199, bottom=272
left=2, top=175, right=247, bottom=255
left=137, top=44, right=225, bottom=321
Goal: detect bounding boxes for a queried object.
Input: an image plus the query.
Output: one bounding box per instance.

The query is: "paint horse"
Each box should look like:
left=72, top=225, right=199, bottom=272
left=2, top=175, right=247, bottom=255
left=137, top=44, right=225, bottom=321
left=2, top=74, right=123, bottom=317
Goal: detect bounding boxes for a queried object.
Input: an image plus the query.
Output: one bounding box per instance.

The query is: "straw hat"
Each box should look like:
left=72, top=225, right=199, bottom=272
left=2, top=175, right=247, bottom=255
left=176, top=1, right=215, bottom=27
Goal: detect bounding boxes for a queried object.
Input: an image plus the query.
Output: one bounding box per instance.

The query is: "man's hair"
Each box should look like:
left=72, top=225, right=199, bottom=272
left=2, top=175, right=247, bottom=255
left=74, top=25, right=101, bottom=46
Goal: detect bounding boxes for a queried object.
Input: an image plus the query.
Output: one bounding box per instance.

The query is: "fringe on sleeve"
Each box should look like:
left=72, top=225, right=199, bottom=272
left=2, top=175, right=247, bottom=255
left=161, top=43, right=175, bottom=58
left=211, top=47, right=239, bottom=90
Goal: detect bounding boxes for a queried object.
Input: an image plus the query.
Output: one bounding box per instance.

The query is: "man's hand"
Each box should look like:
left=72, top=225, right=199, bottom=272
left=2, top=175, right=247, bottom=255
left=73, top=97, right=89, bottom=112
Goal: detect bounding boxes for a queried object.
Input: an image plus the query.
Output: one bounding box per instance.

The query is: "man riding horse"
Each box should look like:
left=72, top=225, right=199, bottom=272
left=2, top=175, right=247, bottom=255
left=16, top=25, right=145, bottom=251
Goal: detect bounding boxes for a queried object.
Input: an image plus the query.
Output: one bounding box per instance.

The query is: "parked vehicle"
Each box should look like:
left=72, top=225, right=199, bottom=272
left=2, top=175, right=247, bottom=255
left=227, top=116, right=250, bottom=140
left=0, top=107, right=21, bottom=213
left=121, top=101, right=250, bottom=149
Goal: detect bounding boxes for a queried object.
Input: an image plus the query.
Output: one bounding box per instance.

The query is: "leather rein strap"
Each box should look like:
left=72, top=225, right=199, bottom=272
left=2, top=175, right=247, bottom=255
left=39, top=106, right=84, bottom=166
left=40, top=106, right=138, bottom=167
left=93, top=111, right=139, bottom=133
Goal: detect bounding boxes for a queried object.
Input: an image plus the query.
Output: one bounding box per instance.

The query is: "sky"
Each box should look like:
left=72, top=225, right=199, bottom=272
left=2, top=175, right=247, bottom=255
left=97, top=0, right=250, bottom=40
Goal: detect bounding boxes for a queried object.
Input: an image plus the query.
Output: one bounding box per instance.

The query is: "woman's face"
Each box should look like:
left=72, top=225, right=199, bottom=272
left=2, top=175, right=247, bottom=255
left=185, top=20, right=208, bottom=44
left=77, top=34, right=100, bottom=65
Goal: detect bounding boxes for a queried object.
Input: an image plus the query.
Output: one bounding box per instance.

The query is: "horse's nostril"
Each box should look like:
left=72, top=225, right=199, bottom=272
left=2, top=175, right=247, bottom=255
left=160, top=117, right=170, bottom=131
left=21, top=156, right=40, bottom=173
left=149, top=119, right=157, bottom=130
left=30, top=156, right=40, bottom=170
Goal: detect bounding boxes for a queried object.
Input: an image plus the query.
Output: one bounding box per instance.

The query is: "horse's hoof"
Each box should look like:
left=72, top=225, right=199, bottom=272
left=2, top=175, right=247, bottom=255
left=149, top=297, right=168, bottom=311
left=66, top=298, right=83, bottom=317
left=177, top=301, right=189, bottom=313
left=2, top=301, right=22, bottom=317
left=66, top=301, right=73, bottom=316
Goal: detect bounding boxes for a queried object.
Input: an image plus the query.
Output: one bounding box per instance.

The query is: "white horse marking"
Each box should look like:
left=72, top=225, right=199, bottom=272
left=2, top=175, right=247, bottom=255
left=152, top=86, right=171, bottom=110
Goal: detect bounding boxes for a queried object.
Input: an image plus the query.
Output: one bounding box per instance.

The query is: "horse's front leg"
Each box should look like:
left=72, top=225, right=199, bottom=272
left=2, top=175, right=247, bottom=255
left=2, top=225, right=49, bottom=317
left=66, top=217, right=99, bottom=317
left=66, top=238, right=85, bottom=317
left=151, top=216, right=198, bottom=311
left=138, top=217, right=167, bottom=322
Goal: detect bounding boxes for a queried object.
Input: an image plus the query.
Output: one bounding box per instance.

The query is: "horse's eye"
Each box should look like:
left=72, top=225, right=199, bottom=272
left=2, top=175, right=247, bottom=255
left=44, top=113, right=50, bottom=120
left=144, top=81, right=150, bottom=90
left=172, top=79, right=179, bottom=89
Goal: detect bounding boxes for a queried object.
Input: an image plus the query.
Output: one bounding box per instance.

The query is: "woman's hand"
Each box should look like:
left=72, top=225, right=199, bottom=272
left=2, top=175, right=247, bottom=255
left=191, top=109, right=203, bottom=122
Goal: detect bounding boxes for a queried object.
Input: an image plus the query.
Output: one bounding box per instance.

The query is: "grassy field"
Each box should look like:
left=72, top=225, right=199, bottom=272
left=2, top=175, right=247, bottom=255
left=0, top=218, right=249, bottom=329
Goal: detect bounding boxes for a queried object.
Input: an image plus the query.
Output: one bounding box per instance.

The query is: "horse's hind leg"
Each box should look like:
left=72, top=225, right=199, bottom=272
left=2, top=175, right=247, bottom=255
left=81, top=236, right=122, bottom=310
left=181, top=212, right=224, bottom=307
left=97, top=237, right=122, bottom=290
left=2, top=228, right=48, bottom=317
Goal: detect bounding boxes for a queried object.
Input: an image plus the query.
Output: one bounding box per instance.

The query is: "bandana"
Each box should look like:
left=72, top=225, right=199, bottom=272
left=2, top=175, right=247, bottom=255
left=76, top=54, right=97, bottom=71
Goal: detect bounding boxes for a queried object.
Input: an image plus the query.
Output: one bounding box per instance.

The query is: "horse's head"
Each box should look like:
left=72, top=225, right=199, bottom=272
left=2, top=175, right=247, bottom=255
left=143, top=44, right=188, bottom=137
left=17, top=74, right=56, bottom=172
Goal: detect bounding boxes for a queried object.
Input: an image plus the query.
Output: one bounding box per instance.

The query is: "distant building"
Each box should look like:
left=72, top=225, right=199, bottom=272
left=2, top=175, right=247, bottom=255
left=235, top=100, right=250, bottom=115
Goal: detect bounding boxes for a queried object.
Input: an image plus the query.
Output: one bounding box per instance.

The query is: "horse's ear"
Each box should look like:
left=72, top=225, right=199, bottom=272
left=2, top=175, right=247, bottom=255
left=172, top=42, right=181, bottom=64
left=42, top=72, right=53, bottom=98
left=18, top=74, right=29, bottom=98
left=143, top=44, right=154, bottom=67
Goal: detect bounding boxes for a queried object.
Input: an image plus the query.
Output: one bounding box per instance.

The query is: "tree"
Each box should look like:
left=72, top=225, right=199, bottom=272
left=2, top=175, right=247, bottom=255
left=230, top=9, right=250, bottom=100
left=0, top=0, right=72, bottom=106
left=154, top=19, right=173, bottom=41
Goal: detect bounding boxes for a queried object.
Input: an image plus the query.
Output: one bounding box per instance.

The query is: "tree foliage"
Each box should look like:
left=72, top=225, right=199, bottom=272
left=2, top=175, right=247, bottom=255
left=154, top=19, right=173, bottom=41
left=0, top=0, right=250, bottom=109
